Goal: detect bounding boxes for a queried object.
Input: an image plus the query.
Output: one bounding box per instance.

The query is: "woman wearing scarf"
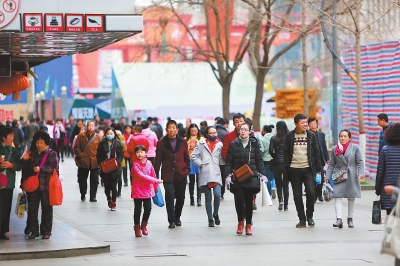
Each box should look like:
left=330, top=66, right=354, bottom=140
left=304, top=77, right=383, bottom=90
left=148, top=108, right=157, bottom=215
left=326, top=129, right=364, bottom=228
left=191, top=126, right=223, bottom=227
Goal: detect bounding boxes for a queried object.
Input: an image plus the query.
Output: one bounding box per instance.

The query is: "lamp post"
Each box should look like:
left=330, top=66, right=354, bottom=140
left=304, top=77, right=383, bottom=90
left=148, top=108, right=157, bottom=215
left=40, top=91, right=45, bottom=122
left=61, top=86, right=68, bottom=120
left=52, top=90, right=56, bottom=121
left=35, top=93, right=40, bottom=119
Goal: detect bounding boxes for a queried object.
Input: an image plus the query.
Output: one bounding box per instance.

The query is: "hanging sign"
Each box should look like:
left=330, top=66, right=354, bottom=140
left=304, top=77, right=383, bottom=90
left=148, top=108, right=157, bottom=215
left=85, top=14, right=104, bottom=32
left=23, top=13, right=43, bottom=32
left=65, top=14, right=84, bottom=32
left=44, top=14, right=64, bottom=32
left=0, top=0, right=20, bottom=29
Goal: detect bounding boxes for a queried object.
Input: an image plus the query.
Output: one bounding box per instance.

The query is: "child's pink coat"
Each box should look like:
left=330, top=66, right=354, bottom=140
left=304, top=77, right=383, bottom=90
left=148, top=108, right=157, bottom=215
left=131, top=159, right=159, bottom=199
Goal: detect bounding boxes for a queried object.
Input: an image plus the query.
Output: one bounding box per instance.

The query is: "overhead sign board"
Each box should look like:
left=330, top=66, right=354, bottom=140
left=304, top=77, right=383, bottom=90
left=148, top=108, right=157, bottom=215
left=0, top=55, right=11, bottom=77
left=65, top=14, right=84, bottom=32
left=0, top=0, right=20, bottom=29
left=44, top=13, right=63, bottom=32
left=85, top=14, right=104, bottom=32
left=23, top=13, right=43, bottom=32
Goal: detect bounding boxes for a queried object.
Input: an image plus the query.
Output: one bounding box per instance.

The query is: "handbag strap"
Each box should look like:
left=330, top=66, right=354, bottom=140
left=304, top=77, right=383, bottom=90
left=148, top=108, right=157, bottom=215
left=83, top=133, right=97, bottom=151
left=247, top=142, right=251, bottom=164
left=36, top=149, right=51, bottom=176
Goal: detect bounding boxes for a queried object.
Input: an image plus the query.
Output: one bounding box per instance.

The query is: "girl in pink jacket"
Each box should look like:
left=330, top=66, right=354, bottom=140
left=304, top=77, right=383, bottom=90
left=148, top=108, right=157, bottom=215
left=131, top=145, right=163, bottom=237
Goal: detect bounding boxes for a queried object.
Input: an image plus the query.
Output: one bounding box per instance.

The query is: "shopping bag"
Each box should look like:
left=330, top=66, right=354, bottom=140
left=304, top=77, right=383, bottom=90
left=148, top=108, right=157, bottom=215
left=381, top=195, right=400, bottom=257
left=260, top=179, right=273, bottom=207
left=152, top=185, right=164, bottom=207
left=322, top=183, right=334, bottom=202
left=15, top=191, right=27, bottom=219
left=0, top=172, right=8, bottom=190
left=372, top=197, right=382, bottom=224
left=315, top=173, right=321, bottom=185
left=49, top=169, right=63, bottom=206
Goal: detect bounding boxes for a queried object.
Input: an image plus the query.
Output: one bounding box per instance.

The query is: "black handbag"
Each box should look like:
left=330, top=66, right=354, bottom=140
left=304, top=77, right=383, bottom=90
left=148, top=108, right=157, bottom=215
left=372, top=200, right=382, bottom=224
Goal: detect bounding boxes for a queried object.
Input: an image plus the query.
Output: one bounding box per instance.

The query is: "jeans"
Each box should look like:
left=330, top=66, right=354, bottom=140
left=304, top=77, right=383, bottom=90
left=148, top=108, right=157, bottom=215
left=219, top=165, right=226, bottom=197
left=78, top=167, right=100, bottom=199
left=28, top=189, right=53, bottom=235
left=102, top=173, right=118, bottom=202
left=234, top=187, right=258, bottom=224
left=273, top=163, right=289, bottom=206
left=288, top=167, right=315, bottom=221
left=264, top=161, right=276, bottom=195
left=163, top=174, right=186, bottom=223
left=203, top=184, right=221, bottom=220
left=0, top=188, right=13, bottom=233
left=134, top=199, right=152, bottom=224
left=334, top=198, right=355, bottom=219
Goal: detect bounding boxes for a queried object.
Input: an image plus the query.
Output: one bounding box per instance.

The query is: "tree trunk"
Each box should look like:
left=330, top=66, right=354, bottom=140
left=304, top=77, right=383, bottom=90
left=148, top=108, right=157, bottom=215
left=221, top=79, right=231, bottom=120
left=302, top=0, right=308, bottom=116
left=355, top=0, right=366, bottom=160
left=252, top=68, right=266, bottom=131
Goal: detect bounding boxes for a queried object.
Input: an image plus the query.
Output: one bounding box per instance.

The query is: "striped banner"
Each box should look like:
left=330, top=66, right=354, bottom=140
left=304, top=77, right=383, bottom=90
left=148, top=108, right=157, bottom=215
left=341, top=40, right=400, bottom=178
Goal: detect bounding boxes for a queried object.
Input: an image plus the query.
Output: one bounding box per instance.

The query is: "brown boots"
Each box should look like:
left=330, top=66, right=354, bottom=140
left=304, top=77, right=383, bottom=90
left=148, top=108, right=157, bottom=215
left=246, top=224, right=252, bottom=236
left=141, top=221, right=148, bottom=235
left=135, top=222, right=149, bottom=237
left=237, top=221, right=244, bottom=234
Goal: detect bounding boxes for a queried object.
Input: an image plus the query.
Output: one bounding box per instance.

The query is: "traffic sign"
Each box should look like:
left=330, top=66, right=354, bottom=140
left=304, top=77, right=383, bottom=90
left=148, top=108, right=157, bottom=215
left=44, top=14, right=64, bottom=32
left=85, top=14, right=104, bottom=32
left=65, top=14, right=84, bottom=32
left=23, top=13, right=43, bottom=32
left=0, top=0, right=20, bottom=29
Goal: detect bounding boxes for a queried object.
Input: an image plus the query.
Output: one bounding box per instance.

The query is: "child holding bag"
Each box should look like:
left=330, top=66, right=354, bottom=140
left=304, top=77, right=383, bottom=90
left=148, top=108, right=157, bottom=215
left=131, top=145, right=163, bottom=237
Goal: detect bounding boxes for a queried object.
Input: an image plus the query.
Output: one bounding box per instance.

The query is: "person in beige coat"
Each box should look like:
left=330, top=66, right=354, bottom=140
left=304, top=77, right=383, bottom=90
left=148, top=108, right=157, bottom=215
left=74, top=121, right=102, bottom=202
left=191, top=126, right=224, bottom=227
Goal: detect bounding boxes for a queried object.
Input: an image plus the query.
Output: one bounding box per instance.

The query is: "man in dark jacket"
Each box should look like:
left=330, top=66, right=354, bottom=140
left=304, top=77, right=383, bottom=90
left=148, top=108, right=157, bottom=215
left=11, top=120, right=24, bottom=154
left=154, top=120, right=190, bottom=229
left=284, top=114, right=322, bottom=228
left=377, top=113, right=393, bottom=155
left=308, top=118, right=329, bottom=202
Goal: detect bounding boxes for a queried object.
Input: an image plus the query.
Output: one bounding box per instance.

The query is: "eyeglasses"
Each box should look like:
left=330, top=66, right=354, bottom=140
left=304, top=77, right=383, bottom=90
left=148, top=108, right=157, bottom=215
left=240, top=129, right=249, bottom=132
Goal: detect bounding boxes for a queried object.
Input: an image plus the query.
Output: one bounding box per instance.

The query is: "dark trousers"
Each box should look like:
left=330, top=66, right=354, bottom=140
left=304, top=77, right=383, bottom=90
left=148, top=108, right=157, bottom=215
left=66, top=143, right=74, bottom=157
left=78, top=167, right=99, bottom=199
left=122, top=159, right=132, bottom=185
left=188, top=174, right=200, bottom=200
left=133, top=199, right=152, bottom=224
left=273, top=163, right=289, bottom=206
left=103, top=174, right=118, bottom=202
left=117, top=175, right=122, bottom=194
left=0, top=188, right=13, bottom=233
left=148, top=157, right=158, bottom=178
left=234, top=187, right=256, bottom=224
left=163, top=175, right=186, bottom=223
left=28, top=190, right=53, bottom=235
left=315, top=170, right=325, bottom=198
left=288, top=167, right=315, bottom=221
left=56, top=139, right=65, bottom=161
left=219, top=165, right=226, bottom=197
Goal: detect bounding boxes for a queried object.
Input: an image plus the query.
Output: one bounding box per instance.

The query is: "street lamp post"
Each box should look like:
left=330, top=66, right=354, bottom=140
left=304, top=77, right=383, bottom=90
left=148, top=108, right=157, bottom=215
left=35, top=93, right=40, bottom=119
left=40, top=91, right=45, bottom=121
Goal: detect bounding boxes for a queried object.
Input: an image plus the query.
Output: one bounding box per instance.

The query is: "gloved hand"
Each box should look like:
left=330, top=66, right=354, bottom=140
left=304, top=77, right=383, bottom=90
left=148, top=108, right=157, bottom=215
left=259, top=174, right=268, bottom=183
left=225, top=174, right=233, bottom=185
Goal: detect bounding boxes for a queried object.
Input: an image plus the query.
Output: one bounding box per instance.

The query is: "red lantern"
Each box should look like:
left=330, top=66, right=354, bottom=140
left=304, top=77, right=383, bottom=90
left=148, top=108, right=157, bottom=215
left=0, top=74, right=30, bottom=98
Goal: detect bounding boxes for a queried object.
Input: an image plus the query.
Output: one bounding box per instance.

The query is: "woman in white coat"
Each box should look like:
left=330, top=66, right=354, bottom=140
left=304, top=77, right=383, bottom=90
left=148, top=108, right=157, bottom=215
left=191, top=126, right=224, bottom=227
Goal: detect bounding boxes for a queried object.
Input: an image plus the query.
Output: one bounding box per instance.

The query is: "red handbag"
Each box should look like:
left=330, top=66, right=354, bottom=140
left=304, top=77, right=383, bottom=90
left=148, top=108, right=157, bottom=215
left=101, top=158, right=119, bottom=173
left=49, top=169, right=63, bottom=206
left=0, top=173, right=8, bottom=189
left=23, top=149, right=51, bottom=192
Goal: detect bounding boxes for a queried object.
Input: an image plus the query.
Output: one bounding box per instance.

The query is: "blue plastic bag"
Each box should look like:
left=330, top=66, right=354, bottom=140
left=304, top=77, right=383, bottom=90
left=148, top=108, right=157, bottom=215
left=152, top=185, right=164, bottom=207
left=315, top=173, right=321, bottom=185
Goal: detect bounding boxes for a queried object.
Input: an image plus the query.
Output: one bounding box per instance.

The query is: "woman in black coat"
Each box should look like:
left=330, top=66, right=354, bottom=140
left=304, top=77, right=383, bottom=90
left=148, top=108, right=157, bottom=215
left=225, top=122, right=266, bottom=236
left=96, top=127, right=124, bottom=211
left=375, top=123, right=400, bottom=215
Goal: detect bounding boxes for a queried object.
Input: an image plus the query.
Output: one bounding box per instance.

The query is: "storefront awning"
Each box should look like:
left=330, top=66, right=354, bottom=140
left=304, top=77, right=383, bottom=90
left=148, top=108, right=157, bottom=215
left=0, top=0, right=143, bottom=73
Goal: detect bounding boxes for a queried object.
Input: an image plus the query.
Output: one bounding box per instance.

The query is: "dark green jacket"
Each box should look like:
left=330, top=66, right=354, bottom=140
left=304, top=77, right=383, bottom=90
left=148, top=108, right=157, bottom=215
left=0, top=144, right=22, bottom=188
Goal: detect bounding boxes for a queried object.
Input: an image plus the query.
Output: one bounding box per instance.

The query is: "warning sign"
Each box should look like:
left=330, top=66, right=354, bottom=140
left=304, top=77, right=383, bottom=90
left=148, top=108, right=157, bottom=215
left=0, top=0, right=20, bottom=29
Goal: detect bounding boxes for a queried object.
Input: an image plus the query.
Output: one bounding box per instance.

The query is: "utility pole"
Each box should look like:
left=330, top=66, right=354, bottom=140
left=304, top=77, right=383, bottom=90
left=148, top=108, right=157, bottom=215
left=302, top=0, right=308, bottom=116
left=332, top=0, right=338, bottom=144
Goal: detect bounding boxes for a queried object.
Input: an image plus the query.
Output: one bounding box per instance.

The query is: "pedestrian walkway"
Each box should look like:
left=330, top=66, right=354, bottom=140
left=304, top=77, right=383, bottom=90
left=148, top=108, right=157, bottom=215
left=0, top=157, right=395, bottom=265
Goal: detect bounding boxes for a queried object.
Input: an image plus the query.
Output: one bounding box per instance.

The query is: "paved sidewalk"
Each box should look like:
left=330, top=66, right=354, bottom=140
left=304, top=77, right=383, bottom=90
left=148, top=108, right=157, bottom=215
left=1, top=158, right=395, bottom=265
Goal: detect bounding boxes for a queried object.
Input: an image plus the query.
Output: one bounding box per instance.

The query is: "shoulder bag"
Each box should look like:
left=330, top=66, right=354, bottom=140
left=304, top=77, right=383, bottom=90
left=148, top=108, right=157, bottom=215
left=233, top=143, right=254, bottom=183
left=23, top=149, right=51, bottom=192
left=331, top=145, right=353, bottom=184
left=101, top=148, right=119, bottom=173
left=83, top=133, right=97, bottom=151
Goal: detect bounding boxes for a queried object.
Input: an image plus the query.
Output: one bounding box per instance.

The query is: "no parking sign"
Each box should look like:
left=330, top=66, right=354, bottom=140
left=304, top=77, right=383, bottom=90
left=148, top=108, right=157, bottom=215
left=0, top=0, right=20, bottom=29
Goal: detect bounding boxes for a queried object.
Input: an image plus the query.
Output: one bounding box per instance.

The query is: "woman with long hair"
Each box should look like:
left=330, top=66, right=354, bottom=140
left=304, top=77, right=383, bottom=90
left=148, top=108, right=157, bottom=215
left=326, top=129, right=364, bottom=228
left=269, top=121, right=290, bottom=211
left=186, top=123, right=203, bottom=206
left=225, top=122, right=267, bottom=236
left=191, top=126, right=223, bottom=227
left=96, top=127, right=124, bottom=211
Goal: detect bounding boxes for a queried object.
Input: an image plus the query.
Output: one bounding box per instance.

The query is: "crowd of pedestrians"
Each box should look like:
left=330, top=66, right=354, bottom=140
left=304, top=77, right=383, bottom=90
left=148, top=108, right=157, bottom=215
left=1, top=111, right=398, bottom=243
